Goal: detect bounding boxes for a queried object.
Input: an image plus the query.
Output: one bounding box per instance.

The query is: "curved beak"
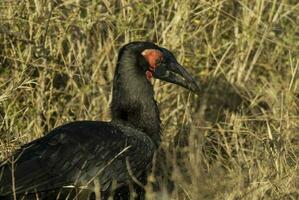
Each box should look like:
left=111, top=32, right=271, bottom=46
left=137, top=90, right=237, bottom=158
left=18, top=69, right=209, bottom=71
left=153, top=61, right=200, bottom=94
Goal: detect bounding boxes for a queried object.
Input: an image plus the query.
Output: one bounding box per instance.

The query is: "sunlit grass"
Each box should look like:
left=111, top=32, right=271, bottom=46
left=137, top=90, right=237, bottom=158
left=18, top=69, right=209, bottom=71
left=0, top=0, right=298, bottom=199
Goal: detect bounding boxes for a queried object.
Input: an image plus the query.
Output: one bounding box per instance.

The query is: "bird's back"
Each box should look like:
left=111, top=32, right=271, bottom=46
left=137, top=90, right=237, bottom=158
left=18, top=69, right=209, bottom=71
left=0, top=121, right=155, bottom=199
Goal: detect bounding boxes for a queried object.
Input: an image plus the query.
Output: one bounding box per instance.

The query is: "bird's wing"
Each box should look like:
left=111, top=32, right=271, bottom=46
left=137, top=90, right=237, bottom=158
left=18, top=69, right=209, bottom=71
left=0, top=121, right=155, bottom=196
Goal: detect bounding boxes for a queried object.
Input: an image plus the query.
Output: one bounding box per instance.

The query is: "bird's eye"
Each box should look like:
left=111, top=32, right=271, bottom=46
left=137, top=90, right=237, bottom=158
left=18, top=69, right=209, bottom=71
left=156, top=58, right=163, bottom=66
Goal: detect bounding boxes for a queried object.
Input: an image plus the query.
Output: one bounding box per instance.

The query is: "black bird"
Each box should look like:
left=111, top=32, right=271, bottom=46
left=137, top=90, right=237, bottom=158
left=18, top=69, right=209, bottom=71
left=0, top=41, right=200, bottom=199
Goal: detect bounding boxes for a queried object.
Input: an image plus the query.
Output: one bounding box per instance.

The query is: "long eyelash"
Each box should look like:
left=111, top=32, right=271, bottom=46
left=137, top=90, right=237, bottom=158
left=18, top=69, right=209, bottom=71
left=156, top=58, right=163, bottom=65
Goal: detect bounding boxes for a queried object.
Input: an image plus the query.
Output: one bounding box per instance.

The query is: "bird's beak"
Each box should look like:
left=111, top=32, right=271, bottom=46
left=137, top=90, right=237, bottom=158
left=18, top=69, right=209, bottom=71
left=153, top=61, right=200, bottom=94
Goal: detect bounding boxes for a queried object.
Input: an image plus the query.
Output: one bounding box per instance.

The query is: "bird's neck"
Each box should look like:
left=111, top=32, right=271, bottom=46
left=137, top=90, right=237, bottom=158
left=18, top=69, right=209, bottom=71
left=111, top=51, right=161, bottom=146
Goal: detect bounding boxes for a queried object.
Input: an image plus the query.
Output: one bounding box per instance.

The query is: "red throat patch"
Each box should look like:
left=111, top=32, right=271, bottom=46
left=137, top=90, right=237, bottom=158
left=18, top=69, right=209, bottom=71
left=146, top=70, right=153, bottom=80
left=141, top=49, right=163, bottom=80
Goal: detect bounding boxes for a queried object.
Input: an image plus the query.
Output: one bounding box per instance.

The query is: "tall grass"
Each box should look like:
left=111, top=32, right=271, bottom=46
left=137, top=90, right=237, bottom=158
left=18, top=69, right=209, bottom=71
left=0, top=0, right=298, bottom=199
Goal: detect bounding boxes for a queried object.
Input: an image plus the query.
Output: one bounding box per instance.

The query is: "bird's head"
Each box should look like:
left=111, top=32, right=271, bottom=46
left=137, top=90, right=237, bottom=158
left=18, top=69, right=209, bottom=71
left=120, top=41, right=200, bottom=94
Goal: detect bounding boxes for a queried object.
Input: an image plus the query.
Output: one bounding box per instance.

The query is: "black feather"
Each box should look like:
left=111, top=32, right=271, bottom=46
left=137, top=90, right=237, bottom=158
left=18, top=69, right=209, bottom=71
left=0, top=41, right=199, bottom=200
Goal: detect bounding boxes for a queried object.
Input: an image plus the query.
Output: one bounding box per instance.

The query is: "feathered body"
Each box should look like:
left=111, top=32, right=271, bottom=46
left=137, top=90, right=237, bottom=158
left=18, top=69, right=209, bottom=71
left=0, top=42, right=199, bottom=200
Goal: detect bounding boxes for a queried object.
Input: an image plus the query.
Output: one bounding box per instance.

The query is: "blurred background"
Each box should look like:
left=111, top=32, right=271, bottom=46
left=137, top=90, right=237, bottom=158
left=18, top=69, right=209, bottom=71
left=0, top=0, right=298, bottom=199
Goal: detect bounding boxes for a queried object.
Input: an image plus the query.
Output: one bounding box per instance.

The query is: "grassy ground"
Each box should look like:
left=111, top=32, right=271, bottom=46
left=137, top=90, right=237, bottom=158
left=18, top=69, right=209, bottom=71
left=0, top=0, right=299, bottom=199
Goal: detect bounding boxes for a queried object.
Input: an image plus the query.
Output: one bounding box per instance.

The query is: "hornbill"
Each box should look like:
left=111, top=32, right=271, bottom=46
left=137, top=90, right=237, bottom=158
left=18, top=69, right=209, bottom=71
left=0, top=41, right=200, bottom=199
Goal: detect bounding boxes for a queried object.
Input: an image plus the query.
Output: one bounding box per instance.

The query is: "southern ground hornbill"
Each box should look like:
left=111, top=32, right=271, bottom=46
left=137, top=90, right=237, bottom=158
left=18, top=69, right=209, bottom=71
left=0, top=41, right=200, bottom=199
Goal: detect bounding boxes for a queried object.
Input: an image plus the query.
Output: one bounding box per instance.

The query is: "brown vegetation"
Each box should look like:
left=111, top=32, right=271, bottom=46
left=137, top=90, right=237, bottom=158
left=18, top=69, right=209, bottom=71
left=0, top=0, right=298, bottom=199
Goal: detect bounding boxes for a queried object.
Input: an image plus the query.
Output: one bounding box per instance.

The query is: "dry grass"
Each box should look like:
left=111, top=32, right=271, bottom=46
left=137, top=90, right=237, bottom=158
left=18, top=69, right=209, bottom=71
left=0, top=0, right=299, bottom=199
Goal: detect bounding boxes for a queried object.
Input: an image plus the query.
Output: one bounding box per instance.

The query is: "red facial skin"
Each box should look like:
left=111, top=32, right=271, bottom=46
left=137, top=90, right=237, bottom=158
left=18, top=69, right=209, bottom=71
left=146, top=70, right=153, bottom=80
left=141, top=49, right=163, bottom=80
